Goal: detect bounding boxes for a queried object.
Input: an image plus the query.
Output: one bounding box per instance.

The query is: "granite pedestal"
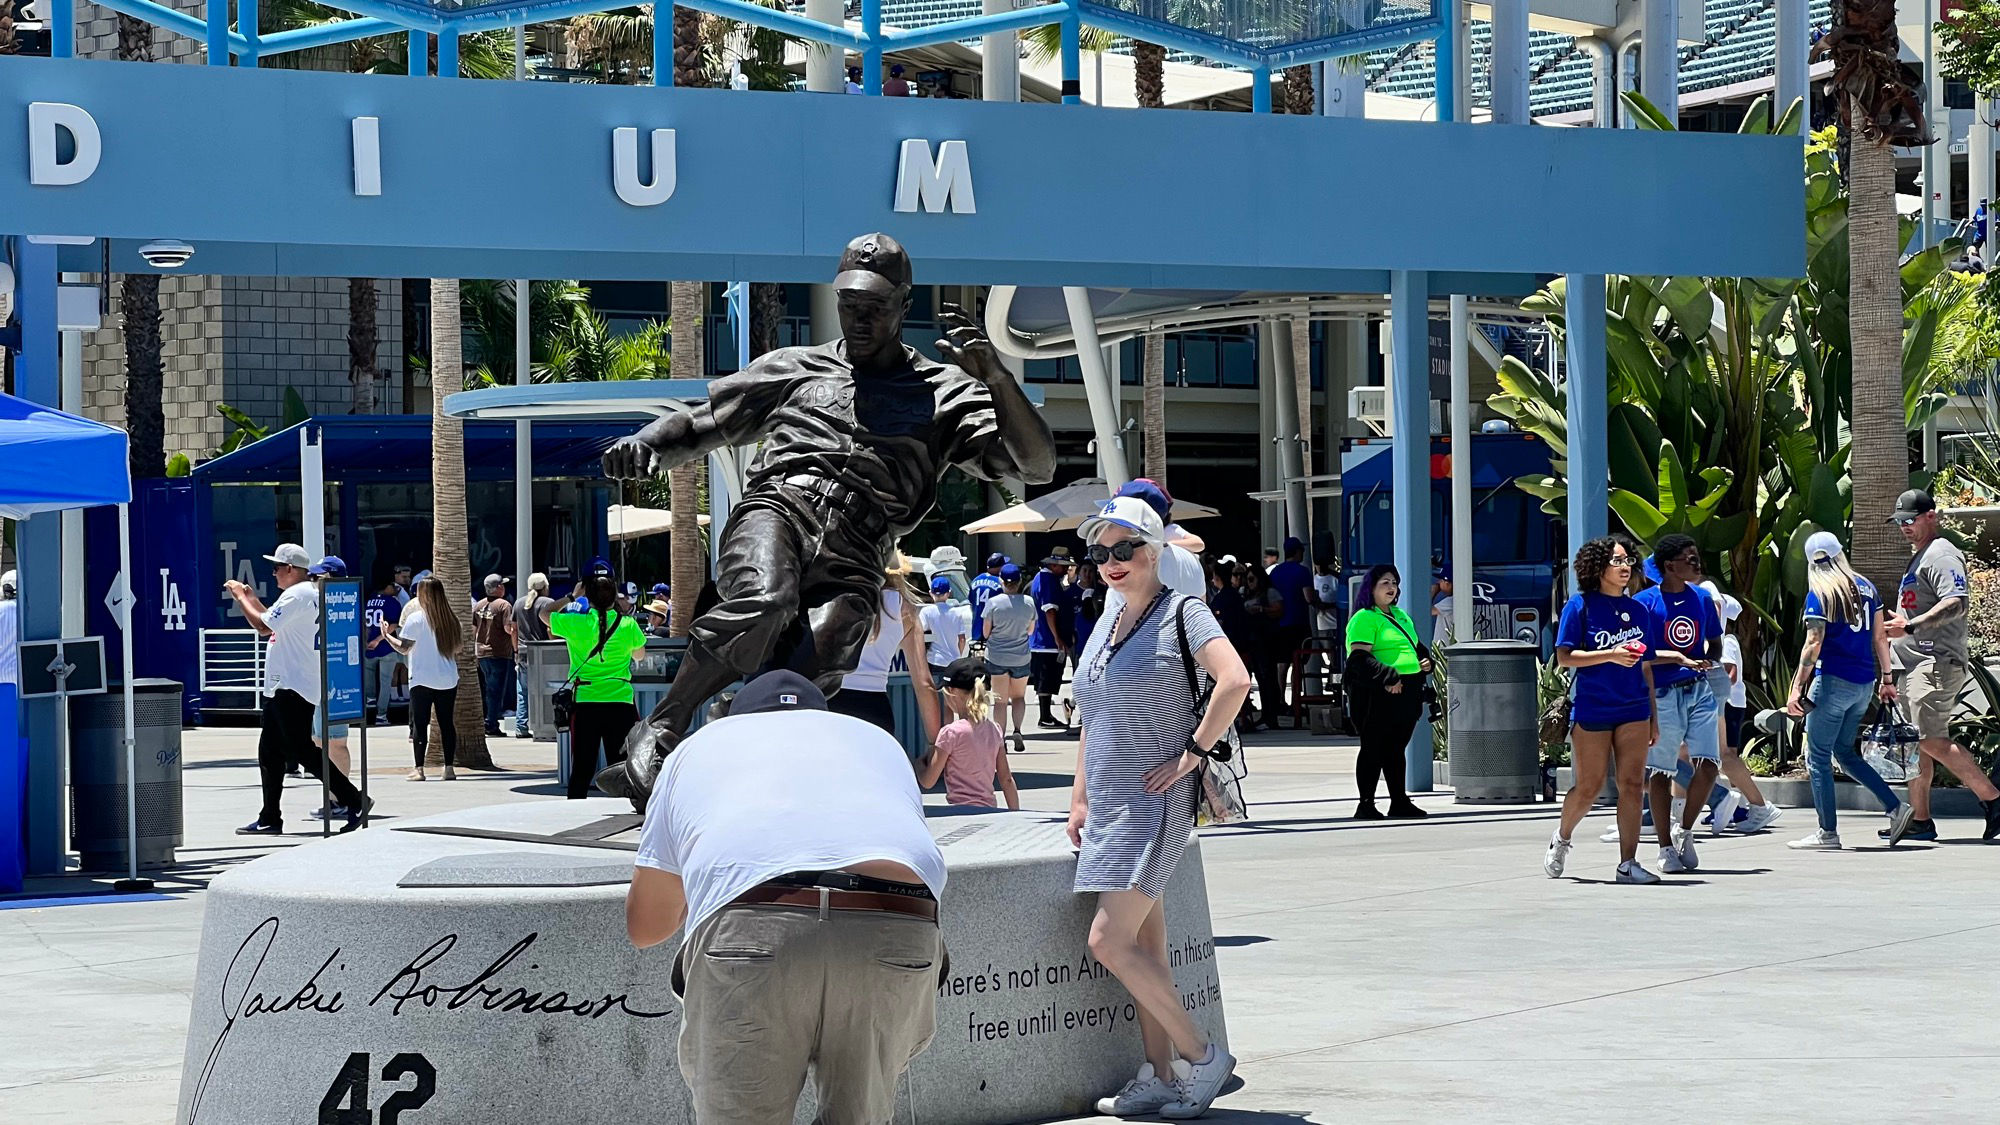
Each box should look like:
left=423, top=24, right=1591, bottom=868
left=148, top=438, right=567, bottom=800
left=176, top=801, right=1227, bottom=1124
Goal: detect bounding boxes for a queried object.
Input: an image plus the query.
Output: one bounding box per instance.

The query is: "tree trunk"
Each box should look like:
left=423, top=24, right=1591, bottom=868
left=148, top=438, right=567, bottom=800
left=402, top=279, right=426, bottom=413
left=1290, top=317, right=1313, bottom=515
left=668, top=281, right=706, bottom=637
left=122, top=274, right=166, bottom=479
left=1142, top=334, right=1167, bottom=484
left=1, top=5, right=18, bottom=55
left=1283, top=64, right=1315, bottom=115
left=749, top=282, right=785, bottom=361
left=1133, top=41, right=1165, bottom=109
left=1845, top=126, right=1910, bottom=596
left=673, top=6, right=706, bottom=88
left=349, top=278, right=378, bottom=414
left=429, top=278, right=495, bottom=769
left=117, top=15, right=165, bottom=478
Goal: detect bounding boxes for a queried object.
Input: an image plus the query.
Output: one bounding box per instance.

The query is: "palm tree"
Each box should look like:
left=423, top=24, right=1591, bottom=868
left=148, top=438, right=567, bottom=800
left=1819, top=0, right=1930, bottom=592
left=667, top=10, right=717, bottom=639
left=1, top=1, right=19, bottom=55
left=1132, top=38, right=1170, bottom=483
left=427, top=278, right=496, bottom=769
left=119, top=16, right=166, bottom=478
left=1282, top=64, right=1314, bottom=114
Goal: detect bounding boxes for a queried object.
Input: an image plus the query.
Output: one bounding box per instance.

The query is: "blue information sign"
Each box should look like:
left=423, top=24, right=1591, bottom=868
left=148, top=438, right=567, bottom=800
left=320, top=578, right=366, bottom=723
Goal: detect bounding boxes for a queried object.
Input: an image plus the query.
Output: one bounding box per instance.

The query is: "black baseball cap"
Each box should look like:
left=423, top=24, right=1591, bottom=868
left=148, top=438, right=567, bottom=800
left=833, top=232, right=912, bottom=296
left=984, top=552, right=1009, bottom=569
left=729, top=670, right=827, bottom=717
left=940, top=656, right=986, bottom=692
left=1888, top=489, right=1937, bottom=523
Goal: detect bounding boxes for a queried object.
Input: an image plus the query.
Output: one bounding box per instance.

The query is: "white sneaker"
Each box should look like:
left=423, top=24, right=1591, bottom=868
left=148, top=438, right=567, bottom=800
left=1096, top=1061, right=1184, bottom=1116
left=1711, top=789, right=1743, bottom=837
left=1600, top=821, right=1623, bottom=843
left=1676, top=826, right=1700, bottom=872
left=1544, top=830, right=1572, bottom=879
left=1787, top=829, right=1842, bottom=851
left=1670, top=797, right=1686, bottom=831
left=1660, top=844, right=1689, bottom=874
left=1160, top=1046, right=1237, bottom=1119
left=1739, top=804, right=1781, bottom=834
left=1616, top=860, right=1661, bottom=884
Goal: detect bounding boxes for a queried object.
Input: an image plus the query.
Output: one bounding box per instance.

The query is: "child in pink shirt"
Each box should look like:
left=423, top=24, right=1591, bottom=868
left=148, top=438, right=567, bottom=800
left=919, top=657, right=1020, bottom=809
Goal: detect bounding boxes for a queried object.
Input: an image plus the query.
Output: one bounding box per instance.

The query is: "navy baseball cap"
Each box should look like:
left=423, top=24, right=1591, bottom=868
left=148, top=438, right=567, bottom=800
left=584, top=556, right=615, bottom=579
left=411, top=569, right=433, bottom=585
left=984, top=552, right=1009, bottom=569
left=930, top=575, right=953, bottom=593
left=729, top=670, right=828, bottom=716
left=652, top=582, right=671, bottom=596
left=308, top=554, right=347, bottom=577
left=1000, top=562, right=1023, bottom=581
left=1284, top=536, right=1305, bottom=554
left=1116, top=479, right=1173, bottom=521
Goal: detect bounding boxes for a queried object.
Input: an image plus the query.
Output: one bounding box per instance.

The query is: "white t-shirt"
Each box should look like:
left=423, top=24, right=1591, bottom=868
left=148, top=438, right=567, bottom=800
left=396, top=607, right=462, bottom=691
left=262, top=582, right=321, bottom=705
left=634, top=710, right=947, bottom=939
left=843, top=589, right=904, bottom=693
left=1312, top=573, right=1340, bottom=632
left=0, top=598, right=17, bottom=687
left=1721, top=634, right=1747, bottom=708
left=920, top=601, right=969, bottom=667
left=1433, top=595, right=1455, bottom=647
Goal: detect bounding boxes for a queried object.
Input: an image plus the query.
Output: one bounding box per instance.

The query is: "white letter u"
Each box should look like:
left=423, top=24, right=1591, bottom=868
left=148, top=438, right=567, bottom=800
left=613, top=127, right=676, bottom=207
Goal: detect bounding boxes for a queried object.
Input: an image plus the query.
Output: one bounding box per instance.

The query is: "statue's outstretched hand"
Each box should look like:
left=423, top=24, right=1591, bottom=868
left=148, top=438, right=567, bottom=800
left=603, top=435, right=664, bottom=480
left=936, top=304, right=1002, bottom=384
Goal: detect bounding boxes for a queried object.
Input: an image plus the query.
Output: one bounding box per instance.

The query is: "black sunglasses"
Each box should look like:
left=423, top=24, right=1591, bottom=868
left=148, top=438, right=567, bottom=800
left=1086, top=539, right=1148, bottom=565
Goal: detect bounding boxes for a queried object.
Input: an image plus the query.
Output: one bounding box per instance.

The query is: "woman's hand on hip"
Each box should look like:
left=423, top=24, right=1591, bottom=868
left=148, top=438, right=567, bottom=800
left=1143, top=751, right=1201, bottom=795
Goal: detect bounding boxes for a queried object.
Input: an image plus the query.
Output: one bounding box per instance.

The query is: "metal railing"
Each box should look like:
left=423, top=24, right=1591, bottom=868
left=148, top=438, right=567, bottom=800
left=198, top=628, right=266, bottom=710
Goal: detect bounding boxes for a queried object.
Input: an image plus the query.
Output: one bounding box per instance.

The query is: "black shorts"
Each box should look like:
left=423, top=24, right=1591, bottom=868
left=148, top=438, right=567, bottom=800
left=1030, top=650, right=1068, bottom=695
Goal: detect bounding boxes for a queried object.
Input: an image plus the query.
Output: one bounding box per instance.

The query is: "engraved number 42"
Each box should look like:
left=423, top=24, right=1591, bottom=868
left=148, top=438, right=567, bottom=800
left=320, top=1052, right=436, bottom=1125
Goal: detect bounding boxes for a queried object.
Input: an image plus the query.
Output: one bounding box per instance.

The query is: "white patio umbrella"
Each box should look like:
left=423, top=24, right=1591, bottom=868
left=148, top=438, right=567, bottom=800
left=960, top=479, right=1218, bottom=534
left=608, top=504, right=710, bottom=542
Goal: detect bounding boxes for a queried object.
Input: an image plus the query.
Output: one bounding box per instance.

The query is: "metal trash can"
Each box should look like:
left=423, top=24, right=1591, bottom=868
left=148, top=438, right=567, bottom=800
left=522, top=640, right=570, bottom=742
left=1444, top=641, right=1539, bottom=802
left=68, top=679, right=184, bottom=871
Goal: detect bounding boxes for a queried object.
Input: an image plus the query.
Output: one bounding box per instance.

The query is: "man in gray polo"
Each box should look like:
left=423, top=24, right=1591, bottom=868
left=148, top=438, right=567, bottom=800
left=626, top=670, right=946, bottom=1123
left=1882, top=489, right=2000, bottom=841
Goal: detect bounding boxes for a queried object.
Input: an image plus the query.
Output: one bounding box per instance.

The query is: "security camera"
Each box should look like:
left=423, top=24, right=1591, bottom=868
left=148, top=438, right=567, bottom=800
left=136, top=240, right=194, bottom=269
left=0, top=261, right=13, bottom=322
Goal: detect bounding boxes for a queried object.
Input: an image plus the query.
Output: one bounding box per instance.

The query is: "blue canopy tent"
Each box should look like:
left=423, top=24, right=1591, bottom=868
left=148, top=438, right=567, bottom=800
left=0, top=392, right=139, bottom=893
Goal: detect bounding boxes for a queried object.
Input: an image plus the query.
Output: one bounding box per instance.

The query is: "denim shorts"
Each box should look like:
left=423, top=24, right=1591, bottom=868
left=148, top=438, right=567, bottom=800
left=1647, top=677, right=1720, bottom=776
left=985, top=659, right=1031, bottom=680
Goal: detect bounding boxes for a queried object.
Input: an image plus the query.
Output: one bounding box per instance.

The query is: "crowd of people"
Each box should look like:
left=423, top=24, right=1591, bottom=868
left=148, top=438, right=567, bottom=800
left=1544, top=488, right=2000, bottom=884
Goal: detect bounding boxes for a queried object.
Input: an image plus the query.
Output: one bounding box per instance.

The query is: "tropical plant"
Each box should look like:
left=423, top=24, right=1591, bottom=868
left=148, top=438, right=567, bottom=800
left=1489, top=102, right=1982, bottom=700
left=428, top=278, right=494, bottom=769
left=213, top=387, right=310, bottom=456
left=1818, top=0, right=1934, bottom=596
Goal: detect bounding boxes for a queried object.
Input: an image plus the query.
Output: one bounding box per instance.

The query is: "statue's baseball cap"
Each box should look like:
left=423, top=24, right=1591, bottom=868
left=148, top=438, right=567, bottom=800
left=729, top=670, right=828, bottom=717
left=1888, top=489, right=1937, bottom=524
left=833, top=233, right=912, bottom=296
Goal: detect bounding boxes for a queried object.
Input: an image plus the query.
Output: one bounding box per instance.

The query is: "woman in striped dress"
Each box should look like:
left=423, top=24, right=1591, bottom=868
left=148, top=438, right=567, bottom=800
left=1067, top=497, right=1252, bottom=1119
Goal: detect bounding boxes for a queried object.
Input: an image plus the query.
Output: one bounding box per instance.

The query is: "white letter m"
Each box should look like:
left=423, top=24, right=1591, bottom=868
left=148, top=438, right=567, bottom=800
left=894, top=139, right=976, bottom=214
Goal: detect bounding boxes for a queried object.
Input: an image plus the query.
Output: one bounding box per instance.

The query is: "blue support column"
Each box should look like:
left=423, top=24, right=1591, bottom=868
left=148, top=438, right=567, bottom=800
left=655, top=2, right=671, bottom=86
left=862, top=0, right=883, bottom=94
left=437, top=31, right=458, bottom=78
left=241, top=0, right=259, bottom=66
left=1564, top=274, right=1610, bottom=561
left=409, top=32, right=428, bottom=75
left=207, top=0, right=229, bottom=63
left=1434, top=0, right=1456, bottom=121
left=1251, top=67, right=1272, bottom=113
left=13, top=240, right=64, bottom=875
left=1059, top=13, right=1080, bottom=104
left=51, top=0, right=72, bottom=57
left=1388, top=271, right=1434, bottom=794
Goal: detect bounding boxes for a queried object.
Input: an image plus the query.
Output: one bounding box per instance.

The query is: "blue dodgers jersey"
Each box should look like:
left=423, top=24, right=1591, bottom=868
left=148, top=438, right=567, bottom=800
left=967, top=572, right=1002, bottom=640
left=1803, top=576, right=1880, bottom=685
left=1556, top=592, right=1654, bottom=723
left=1635, top=583, right=1719, bottom=689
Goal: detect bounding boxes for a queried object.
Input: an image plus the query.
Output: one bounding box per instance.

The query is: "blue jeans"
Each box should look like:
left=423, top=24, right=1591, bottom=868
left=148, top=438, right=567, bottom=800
left=478, top=657, right=516, bottom=729
left=364, top=653, right=402, bottom=723
left=514, top=660, right=531, bottom=735
left=1804, top=673, right=1900, bottom=833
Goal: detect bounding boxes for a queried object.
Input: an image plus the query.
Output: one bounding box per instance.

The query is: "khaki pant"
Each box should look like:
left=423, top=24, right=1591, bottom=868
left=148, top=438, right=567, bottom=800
left=1899, top=655, right=1967, bottom=741
left=679, top=904, right=940, bottom=1125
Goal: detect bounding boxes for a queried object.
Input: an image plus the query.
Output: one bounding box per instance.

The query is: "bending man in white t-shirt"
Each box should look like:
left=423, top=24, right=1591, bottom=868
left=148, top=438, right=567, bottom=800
left=628, top=670, right=947, bottom=1124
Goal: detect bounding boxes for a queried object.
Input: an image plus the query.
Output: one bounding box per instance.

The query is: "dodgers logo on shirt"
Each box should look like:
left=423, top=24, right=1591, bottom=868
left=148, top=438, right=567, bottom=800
left=1667, top=615, right=1698, bottom=649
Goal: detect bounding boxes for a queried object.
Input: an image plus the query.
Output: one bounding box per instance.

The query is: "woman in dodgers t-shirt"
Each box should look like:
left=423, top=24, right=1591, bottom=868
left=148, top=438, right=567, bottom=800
left=1543, top=535, right=1663, bottom=884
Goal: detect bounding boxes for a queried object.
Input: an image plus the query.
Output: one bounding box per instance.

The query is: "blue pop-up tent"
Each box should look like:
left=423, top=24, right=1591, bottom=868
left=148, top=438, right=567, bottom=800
left=0, top=392, right=134, bottom=894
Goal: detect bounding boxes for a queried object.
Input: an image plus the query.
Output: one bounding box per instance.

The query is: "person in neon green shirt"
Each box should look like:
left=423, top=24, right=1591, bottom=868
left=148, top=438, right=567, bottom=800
left=545, top=564, right=649, bottom=799
left=1344, top=564, right=1432, bottom=821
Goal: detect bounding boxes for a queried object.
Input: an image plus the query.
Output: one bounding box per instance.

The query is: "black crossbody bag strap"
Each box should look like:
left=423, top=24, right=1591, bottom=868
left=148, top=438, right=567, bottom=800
left=557, top=611, right=620, bottom=695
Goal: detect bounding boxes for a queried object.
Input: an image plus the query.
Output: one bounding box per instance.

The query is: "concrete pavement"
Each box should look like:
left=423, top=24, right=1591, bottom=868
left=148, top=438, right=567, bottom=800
left=3, top=722, right=1996, bottom=1123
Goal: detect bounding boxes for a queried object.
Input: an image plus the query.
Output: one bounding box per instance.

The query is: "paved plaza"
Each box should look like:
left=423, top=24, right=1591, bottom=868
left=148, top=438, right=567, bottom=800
left=2, top=723, right=1994, bottom=1124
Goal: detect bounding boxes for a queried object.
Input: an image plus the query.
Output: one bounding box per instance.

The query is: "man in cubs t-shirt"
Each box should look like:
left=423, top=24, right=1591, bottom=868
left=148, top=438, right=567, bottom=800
left=1635, top=582, right=1720, bottom=690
